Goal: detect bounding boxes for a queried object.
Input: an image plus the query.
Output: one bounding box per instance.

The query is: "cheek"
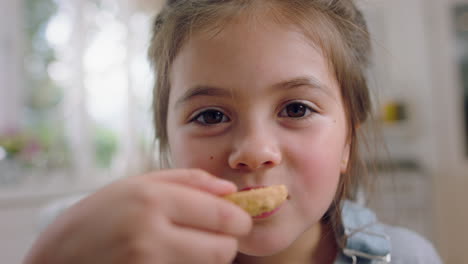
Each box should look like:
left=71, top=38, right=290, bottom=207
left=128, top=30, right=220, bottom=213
left=291, top=147, right=341, bottom=198
left=294, top=126, right=344, bottom=172
left=169, top=131, right=227, bottom=172
left=286, top=129, right=345, bottom=208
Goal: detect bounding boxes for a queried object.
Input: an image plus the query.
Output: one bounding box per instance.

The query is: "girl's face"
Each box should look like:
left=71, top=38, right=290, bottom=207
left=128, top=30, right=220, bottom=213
left=167, top=18, right=350, bottom=256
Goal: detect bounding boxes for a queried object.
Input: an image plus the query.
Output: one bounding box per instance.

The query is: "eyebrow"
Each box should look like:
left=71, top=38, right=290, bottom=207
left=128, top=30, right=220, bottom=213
left=175, top=85, right=233, bottom=107
left=272, top=76, right=330, bottom=94
left=175, top=76, right=332, bottom=107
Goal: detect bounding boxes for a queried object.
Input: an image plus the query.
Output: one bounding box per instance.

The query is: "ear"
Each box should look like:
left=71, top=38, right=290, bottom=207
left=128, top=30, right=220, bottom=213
left=340, top=140, right=351, bottom=174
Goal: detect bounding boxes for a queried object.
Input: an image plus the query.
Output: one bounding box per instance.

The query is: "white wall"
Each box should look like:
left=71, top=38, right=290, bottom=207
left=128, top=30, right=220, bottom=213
left=426, top=0, right=468, bottom=263
left=363, top=0, right=468, bottom=262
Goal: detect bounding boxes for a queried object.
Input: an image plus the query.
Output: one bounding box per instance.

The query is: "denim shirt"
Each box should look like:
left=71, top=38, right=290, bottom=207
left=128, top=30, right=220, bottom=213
left=334, top=201, right=443, bottom=264
left=334, top=201, right=391, bottom=264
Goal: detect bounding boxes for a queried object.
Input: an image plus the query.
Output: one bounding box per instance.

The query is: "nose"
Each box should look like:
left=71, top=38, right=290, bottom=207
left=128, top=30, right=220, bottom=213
left=228, top=125, right=282, bottom=171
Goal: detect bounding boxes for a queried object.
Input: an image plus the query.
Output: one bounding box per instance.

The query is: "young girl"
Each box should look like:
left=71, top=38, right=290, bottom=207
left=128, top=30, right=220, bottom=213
left=24, top=0, right=443, bottom=263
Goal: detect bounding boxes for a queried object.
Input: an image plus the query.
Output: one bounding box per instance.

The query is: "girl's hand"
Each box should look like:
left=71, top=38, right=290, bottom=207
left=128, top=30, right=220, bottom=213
left=23, top=169, right=252, bottom=264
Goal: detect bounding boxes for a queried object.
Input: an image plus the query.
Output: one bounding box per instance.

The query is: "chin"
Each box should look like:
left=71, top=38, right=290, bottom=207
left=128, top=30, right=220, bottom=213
left=237, top=224, right=296, bottom=256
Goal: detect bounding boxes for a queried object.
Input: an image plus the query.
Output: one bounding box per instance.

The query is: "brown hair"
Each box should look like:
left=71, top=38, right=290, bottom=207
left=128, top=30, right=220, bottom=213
left=148, top=0, right=372, bottom=243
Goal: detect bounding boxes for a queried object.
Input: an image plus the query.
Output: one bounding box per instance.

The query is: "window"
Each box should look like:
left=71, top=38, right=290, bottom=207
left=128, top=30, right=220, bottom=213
left=0, top=0, right=158, bottom=190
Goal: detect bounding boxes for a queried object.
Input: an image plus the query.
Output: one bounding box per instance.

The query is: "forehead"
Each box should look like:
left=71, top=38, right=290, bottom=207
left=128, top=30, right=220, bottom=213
left=169, top=15, right=340, bottom=99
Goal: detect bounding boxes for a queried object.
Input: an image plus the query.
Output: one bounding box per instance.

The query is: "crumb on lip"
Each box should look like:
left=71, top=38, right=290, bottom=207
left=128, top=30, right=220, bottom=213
left=287, top=194, right=291, bottom=200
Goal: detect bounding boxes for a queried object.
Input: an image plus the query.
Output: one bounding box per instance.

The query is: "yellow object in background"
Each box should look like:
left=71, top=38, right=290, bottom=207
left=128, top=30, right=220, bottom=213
left=382, top=101, right=407, bottom=123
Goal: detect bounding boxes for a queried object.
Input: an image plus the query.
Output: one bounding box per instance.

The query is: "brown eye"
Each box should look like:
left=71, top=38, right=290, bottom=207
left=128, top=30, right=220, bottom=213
left=279, top=102, right=313, bottom=118
left=194, top=109, right=230, bottom=125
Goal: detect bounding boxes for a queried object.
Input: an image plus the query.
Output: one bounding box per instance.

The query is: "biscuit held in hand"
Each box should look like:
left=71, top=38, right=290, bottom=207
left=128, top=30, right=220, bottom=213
left=223, top=185, right=288, bottom=217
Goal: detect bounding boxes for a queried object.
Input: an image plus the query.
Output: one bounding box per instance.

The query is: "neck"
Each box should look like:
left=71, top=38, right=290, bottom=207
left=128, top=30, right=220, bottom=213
left=236, top=221, right=338, bottom=264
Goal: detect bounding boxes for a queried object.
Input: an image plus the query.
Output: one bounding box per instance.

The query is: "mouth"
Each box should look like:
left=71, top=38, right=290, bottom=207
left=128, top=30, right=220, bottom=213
left=239, top=186, right=266, bottom=192
left=252, top=203, right=284, bottom=219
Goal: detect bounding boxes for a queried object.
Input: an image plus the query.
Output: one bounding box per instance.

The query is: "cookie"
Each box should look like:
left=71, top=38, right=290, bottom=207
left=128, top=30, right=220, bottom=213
left=223, top=185, right=288, bottom=217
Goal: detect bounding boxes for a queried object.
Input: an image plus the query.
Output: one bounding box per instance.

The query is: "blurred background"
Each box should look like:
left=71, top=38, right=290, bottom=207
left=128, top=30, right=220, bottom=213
left=0, top=0, right=467, bottom=263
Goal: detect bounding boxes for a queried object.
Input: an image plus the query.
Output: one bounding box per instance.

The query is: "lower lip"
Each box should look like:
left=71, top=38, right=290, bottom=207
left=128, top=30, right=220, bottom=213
left=240, top=186, right=265, bottom=191
left=253, top=204, right=284, bottom=219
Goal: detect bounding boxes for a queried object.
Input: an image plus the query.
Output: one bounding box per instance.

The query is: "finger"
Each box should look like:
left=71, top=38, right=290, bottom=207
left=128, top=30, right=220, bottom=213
left=165, top=224, right=238, bottom=264
left=144, top=169, right=237, bottom=196
left=158, top=183, right=252, bottom=237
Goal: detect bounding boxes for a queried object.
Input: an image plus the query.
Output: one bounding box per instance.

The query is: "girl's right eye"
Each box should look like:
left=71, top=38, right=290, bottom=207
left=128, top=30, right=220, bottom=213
left=191, top=109, right=230, bottom=125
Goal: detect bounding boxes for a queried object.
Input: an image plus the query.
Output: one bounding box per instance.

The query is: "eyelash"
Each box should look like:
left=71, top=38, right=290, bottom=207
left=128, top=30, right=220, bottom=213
left=189, top=101, right=317, bottom=126
left=190, top=108, right=231, bottom=126
left=278, top=101, right=316, bottom=119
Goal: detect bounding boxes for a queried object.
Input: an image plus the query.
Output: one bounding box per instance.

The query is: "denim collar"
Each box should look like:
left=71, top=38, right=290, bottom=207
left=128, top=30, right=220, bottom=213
left=334, top=200, right=391, bottom=264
